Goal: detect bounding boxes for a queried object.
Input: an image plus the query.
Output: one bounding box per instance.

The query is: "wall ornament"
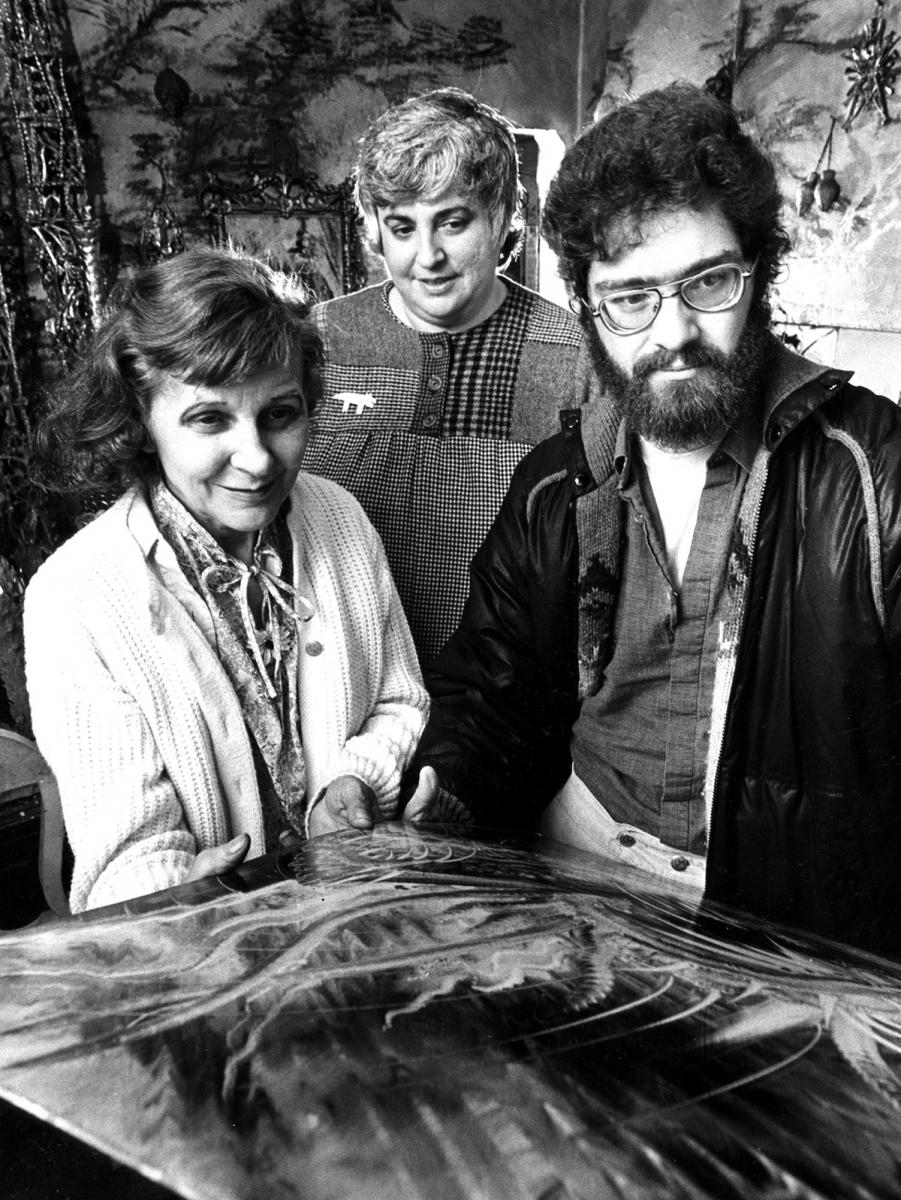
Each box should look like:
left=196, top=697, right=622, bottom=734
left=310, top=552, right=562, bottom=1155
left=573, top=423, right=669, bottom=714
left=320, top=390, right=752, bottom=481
left=0, top=0, right=101, bottom=372
left=796, top=115, right=843, bottom=215
left=843, top=0, right=900, bottom=130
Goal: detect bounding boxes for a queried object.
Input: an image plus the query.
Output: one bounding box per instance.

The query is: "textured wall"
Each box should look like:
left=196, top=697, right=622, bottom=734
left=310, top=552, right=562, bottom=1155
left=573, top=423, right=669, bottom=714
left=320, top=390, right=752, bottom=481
left=62, top=0, right=901, bottom=388
left=64, top=0, right=607, bottom=274
left=597, top=0, right=901, bottom=354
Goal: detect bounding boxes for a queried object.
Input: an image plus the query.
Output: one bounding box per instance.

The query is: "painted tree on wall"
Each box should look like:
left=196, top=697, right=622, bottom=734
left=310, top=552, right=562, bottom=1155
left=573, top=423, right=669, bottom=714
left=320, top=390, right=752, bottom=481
left=599, top=0, right=901, bottom=335
left=699, top=0, right=826, bottom=101
left=69, top=0, right=512, bottom=260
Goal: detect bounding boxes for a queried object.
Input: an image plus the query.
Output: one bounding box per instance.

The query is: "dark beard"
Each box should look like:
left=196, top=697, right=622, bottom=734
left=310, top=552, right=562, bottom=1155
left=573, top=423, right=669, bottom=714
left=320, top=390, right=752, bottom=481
left=587, top=314, right=771, bottom=451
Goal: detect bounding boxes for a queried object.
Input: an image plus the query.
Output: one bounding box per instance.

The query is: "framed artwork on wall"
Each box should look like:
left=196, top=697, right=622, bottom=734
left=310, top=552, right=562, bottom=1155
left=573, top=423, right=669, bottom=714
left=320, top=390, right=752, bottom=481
left=199, top=171, right=367, bottom=299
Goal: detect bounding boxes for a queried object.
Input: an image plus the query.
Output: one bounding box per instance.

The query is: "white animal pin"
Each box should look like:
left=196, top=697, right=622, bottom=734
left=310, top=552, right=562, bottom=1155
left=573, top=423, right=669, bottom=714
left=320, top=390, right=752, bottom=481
left=336, top=392, right=376, bottom=415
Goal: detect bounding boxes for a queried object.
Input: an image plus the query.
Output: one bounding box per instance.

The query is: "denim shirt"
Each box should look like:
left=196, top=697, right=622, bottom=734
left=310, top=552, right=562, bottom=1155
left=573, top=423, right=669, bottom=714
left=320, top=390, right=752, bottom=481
left=569, top=408, right=760, bottom=853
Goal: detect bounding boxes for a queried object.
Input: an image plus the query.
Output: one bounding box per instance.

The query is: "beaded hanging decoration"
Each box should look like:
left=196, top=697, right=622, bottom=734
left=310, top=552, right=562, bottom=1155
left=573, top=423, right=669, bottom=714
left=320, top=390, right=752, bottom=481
left=0, top=0, right=101, bottom=369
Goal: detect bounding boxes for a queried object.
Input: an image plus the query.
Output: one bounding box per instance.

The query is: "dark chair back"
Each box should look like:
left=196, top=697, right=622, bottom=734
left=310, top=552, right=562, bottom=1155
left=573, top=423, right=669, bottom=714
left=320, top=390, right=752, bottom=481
left=0, top=729, right=69, bottom=917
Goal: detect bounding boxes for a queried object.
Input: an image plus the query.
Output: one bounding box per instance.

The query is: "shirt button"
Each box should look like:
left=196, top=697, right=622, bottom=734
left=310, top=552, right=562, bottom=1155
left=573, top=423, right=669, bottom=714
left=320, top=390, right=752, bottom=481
left=305, top=641, right=323, bottom=657
left=618, top=833, right=636, bottom=847
left=427, top=376, right=442, bottom=391
left=670, top=856, right=690, bottom=872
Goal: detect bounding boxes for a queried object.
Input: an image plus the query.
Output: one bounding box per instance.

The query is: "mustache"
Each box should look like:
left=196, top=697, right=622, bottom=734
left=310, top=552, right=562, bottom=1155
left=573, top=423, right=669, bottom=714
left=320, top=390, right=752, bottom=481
left=633, top=343, right=729, bottom=379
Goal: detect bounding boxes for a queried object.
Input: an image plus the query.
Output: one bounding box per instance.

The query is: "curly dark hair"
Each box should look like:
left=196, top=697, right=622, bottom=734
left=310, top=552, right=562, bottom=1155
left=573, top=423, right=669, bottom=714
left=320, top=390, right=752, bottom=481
left=37, top=246, right=322, bottom=498
left=542, top=82, right=790, bottom=312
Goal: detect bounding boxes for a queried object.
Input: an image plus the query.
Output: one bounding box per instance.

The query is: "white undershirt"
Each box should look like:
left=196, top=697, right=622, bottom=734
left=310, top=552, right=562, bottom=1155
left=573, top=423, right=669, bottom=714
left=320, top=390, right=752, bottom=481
left=638, top=436, right=720, bottom=590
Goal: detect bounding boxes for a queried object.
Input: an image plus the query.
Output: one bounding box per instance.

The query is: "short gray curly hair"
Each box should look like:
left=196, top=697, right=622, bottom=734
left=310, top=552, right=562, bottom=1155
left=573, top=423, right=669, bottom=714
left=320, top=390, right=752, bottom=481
left=353, top=87, right=524, bottom=255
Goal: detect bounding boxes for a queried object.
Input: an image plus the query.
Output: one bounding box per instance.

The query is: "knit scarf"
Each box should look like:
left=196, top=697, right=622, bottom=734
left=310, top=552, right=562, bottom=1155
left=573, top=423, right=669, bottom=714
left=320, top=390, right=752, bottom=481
left=151, top=482, right=313, bottom=844
left=573, top=399, right=624, bottom=698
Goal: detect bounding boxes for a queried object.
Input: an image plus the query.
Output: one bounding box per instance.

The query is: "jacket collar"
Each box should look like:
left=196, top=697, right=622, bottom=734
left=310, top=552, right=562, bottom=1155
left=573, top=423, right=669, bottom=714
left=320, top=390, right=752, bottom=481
left=758, top=335, right=853, bottom=451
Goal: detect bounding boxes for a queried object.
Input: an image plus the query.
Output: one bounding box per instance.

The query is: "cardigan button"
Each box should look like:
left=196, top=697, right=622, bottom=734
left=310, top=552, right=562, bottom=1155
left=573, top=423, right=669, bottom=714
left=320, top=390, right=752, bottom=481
left=670, top=856, right=690, bottom=872
left=618, top=833, right=635, bottom=847
left=305, top=641, right=323, bottom=657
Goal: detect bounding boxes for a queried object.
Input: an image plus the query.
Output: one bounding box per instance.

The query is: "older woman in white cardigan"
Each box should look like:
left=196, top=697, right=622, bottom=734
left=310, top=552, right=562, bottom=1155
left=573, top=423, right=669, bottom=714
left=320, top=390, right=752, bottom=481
left=25, top=247, right=428, bottom=912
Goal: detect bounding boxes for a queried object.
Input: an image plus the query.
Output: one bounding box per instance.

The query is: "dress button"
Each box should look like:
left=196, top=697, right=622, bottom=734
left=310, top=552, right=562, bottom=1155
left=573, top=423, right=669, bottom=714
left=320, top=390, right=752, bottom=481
left=427, top=376, right=442, bottom=391
left=670, top=856, right=690, bottom=872
left=305, top=641, right=323, bottom=657
left=618, top=833, right=635, bottom=847
left=433, top=342, right=446, bottom=357
left=422, top=413, right=438, bottom=428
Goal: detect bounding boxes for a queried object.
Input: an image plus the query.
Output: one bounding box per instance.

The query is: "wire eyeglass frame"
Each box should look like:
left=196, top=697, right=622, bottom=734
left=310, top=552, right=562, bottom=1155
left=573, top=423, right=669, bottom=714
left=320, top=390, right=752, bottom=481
left=571, top=259, right=758, bottom=335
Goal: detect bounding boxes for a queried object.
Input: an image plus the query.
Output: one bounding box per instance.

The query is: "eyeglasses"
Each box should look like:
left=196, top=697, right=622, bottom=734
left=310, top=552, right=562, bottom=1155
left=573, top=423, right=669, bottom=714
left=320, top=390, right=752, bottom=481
left=572, top=259, right=757, bottom=335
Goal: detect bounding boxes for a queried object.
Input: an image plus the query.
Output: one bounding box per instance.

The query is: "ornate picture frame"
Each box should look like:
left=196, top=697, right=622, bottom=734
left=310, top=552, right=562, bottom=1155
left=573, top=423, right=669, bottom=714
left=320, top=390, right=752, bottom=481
left=199, top=170, right=367, bottom=299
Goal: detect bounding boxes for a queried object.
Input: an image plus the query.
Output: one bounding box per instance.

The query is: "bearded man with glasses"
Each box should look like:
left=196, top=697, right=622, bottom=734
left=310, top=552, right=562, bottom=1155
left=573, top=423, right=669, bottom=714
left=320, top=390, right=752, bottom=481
left=404, top=82, right=901, bottom=958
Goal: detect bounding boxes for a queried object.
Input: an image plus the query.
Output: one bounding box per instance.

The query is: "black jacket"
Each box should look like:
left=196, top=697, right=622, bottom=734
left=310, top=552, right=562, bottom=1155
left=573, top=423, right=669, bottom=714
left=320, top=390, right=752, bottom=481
left=418, top=343, right=901, bottom=956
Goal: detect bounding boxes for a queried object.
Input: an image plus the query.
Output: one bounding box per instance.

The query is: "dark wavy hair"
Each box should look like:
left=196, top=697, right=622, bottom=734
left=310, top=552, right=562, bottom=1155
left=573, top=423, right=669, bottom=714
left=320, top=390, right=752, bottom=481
left=38, top=246, right=322, bottom=498
left=542, top=82, right=790, bottom=313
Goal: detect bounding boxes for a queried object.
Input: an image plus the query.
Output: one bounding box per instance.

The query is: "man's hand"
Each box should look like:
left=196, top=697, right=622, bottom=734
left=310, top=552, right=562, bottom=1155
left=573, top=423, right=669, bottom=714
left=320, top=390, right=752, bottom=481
left=308, top=775, right=377, bottom=836
left=402, top=765, right=439, bottom=824
left=186, top=832, right=250, bottom=882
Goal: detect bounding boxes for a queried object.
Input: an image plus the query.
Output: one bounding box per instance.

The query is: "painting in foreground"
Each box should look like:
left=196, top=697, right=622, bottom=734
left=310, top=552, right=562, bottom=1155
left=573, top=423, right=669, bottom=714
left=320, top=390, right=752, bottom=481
left=1, top=826, right=900, bottom=1199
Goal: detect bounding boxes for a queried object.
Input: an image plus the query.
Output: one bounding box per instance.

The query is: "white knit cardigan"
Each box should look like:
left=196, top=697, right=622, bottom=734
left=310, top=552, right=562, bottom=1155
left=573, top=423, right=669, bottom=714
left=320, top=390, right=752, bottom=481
left=24, top=473, right=429, bottom=912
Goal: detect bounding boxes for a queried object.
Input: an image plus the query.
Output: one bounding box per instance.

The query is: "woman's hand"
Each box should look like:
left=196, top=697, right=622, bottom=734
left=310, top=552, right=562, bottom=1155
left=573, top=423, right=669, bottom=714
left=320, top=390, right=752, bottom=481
left=308, top=775, right=378, bottom=836
left=401, top=766, right=439, bottom=823
left=186, top=832, right=251, bottom=882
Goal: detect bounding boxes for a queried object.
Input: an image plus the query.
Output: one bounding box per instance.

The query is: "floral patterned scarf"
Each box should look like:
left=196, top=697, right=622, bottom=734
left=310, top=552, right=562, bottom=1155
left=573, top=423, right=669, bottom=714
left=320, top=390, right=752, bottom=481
left=151, top=481, right=314, bottom=847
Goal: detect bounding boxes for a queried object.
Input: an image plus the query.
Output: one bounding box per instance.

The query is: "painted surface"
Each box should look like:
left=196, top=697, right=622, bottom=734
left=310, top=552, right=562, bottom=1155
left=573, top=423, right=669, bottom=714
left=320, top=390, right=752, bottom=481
left=63, top=0, right=901, bottom=335
left=1, top=825, right=900, bottom=1199
left=599, top=0, right=901, bottom=333
left=64, top=0, right=604, bottom=278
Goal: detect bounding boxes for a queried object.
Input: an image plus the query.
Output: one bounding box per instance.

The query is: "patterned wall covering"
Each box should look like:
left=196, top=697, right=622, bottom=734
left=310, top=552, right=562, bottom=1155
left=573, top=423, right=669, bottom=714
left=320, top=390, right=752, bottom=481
left=597, top=0, right=901, bottom=338
left=57, top=0, right=901, bottom=333
left=6, top=2, right=900, bottom=349
left=61, top=0, right=606, bottom=279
